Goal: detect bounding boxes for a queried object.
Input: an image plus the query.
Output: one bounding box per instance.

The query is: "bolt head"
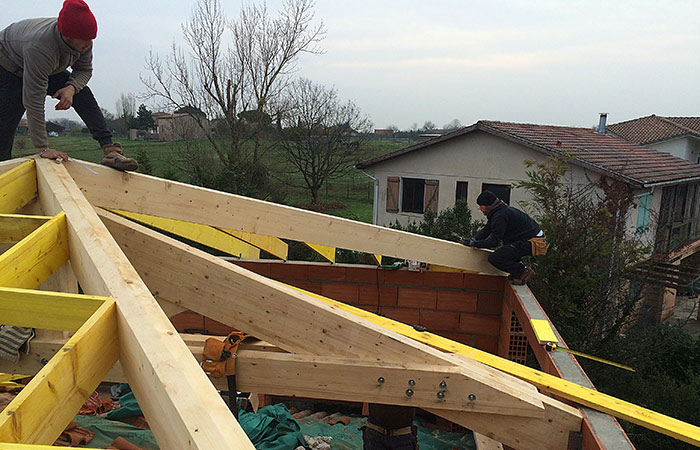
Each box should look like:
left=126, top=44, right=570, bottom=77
left=377, top=377, right=385, bottom=384
left=468, top=394, right=477, bottom=401
left=405, top=389, right=414, bottom=397
left=439, top=381, right=447, bottom=389
left=408, top=379, right=416, bottom=386
left=437, top=391, right=445, bottom=399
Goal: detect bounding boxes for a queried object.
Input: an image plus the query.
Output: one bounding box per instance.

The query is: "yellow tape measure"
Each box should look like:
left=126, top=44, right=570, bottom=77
left=545, top=343, right=635, bottom=372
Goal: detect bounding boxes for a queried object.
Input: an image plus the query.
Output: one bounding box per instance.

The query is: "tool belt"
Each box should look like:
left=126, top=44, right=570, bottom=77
left=361, top=422, right=415, bottom=437
left=529, top=236, right=548, bottom=256
left=201, top=331, right=250, bottom=378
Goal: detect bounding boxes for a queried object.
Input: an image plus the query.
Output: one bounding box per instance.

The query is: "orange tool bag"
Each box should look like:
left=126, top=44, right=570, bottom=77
left=201, top=331, right=251, bottom=378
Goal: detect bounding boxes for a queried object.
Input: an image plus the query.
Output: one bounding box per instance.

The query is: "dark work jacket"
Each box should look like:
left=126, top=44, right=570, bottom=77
left=471, top=200, right=541, bottom=249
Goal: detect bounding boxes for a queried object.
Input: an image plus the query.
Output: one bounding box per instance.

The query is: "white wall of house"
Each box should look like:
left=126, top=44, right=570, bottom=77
left=649, top=137, right=700, bottom=164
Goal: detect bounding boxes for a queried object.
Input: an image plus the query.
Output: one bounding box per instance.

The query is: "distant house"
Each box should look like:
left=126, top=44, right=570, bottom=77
left=15, top=119, right=65, bottom=136
left=153, top=112, right=209, bottom=142
left=607, top=115, right=700, bottom=164
left=357, top=119, right=700, bottom=322
left=374, top=129, right=395, bottom=136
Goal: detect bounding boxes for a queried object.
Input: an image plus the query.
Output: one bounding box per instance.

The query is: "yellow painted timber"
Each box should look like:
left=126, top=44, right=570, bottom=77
left=291, top=286, right=700, bottom=448
left=303, top=242, right=335, bottom=262
left=108, top=209, right=260, bottom=259
left=372, top=254, right=382, bottom=265
left=0, top=161, right=36, bottom=214
left=0, top=445, right=73, bottom=449
left=0, top=214, right=51, bottom=244
left=0, top=212, right=68, bottom=289
left=0, top=286, right=108, bottom=332
left=0, top=299, right=118, bottom=444
left=217, top=228, right=288, bottom=260
left=531, top=319, right=559, bottom=344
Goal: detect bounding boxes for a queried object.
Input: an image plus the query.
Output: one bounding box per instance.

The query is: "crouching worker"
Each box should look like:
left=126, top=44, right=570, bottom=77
left=464, top=190, right=546, bottom=285
left=0, top=0, right=137, bottom=171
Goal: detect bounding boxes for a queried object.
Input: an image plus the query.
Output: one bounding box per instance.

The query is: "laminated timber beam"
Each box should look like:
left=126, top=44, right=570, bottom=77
left=34, top=159, right=255, bottom=450
left=216, top=228, right=288, bottom=260
left=67, top=161, right=502, bottom=275
left=0, top=161, right=37, bottom=214
left=0, top=212, right=68, bottom=289
left=0, top=299, right=117, bottom=444
left=0, top=214, right=51, bottom=244
left=109, top=209, right=260, bottom=259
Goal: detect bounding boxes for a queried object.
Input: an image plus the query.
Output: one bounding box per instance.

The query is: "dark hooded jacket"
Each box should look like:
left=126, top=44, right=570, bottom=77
left=471, top=200, right=541, bottom=249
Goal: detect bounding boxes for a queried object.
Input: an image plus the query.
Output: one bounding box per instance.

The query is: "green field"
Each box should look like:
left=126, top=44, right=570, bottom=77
left=12, top=134, right=407, bottom=223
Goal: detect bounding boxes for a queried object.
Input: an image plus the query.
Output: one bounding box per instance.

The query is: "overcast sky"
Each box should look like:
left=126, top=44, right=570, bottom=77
left=4, top=0, right=699, bottom=130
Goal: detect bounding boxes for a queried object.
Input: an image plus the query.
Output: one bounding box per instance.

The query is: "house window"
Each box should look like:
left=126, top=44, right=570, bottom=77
left=482, top=183, right=511, bottom=204
left=401, top=178, right=425, bottom=213
left=636, top=192, right=652, bottom=233
left=456, top=181, right=468, bottom=203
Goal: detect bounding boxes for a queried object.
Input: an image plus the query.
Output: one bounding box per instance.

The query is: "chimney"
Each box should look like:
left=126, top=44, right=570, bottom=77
left=598, top=113, right=608, bottom=134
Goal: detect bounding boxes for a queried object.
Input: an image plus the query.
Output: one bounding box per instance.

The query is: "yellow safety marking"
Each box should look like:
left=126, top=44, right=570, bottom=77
left=285, top=284, right=700, bottom=447
left=531, top=319, right=558, bottom=344
left=304, top=242, right=335, bottom=263
left=108, top=209, right=260, bottom=259
left=0, top=161, right=36, bottom=214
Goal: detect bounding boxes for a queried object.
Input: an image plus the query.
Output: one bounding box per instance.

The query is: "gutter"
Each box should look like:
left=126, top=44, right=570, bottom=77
left=643, top=176, right=700, bottom=189
left=361, top=170, right=379, bottom=225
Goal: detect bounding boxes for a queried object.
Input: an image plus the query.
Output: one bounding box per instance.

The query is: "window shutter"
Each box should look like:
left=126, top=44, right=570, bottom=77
left=424, top=179, right=439, bottom=213
left=386, top=177, right=399, bottom=212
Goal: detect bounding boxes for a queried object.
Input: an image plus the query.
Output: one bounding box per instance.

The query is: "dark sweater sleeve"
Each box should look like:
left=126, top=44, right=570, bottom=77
left=471, top=214, right=506, bottom=248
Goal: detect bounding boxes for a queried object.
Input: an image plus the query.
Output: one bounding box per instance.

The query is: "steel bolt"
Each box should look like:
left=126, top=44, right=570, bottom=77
left=468, top=394, right=477, bottom=401
left=437, top=391, right=445, bottom=399
left=439, top=381, right=447, bottom=389
left=408, top=379, right=416, bottom=386
left=40, top=358, right=49, bottom=365
left=377, top=377, right=385, bottom=384
left=405, top=389, right=414, bottom=397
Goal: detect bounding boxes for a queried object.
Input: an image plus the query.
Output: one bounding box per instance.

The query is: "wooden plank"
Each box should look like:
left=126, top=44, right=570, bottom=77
left=97, top=209, right=550, bottom=419
left=0, top=212, right=69, bottom=289
left=34, top=159, right=254, bottom=450
left=303, top=242, right=335, bottom=262
left=66, top=161, right=502, bottom=275
left=0, top=158, right=28, bottom=175
left=235, top=350, right=524, bottom=414
left=474, top=432, right=504, bottom=450
left=0, top=299, right=118, bottom=444
left=0, top=443, right=71, bottom=449
left=0, top=287, right=106, bottom=332
left=0, top=214, right=51, bottom=244
left=108, top=209, right=260, bottom=259
left=0, top=161, right=37, bottom=214
left=217, top=228, right=288, bottom=260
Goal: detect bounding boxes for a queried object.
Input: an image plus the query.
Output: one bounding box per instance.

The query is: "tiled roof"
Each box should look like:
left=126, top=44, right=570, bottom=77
left=357, top=120, right=700, bottom=187
left=607, top=115, right=700, bottom=145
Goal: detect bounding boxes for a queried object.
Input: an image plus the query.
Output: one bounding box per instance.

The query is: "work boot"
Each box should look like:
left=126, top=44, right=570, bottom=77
left=101, top=143, right=138, bottom=171
left=511, top=267, right=534, bottom=286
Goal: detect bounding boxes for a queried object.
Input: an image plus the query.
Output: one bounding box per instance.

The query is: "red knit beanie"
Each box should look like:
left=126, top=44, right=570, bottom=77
left=57, top=0, right=97, bottom=40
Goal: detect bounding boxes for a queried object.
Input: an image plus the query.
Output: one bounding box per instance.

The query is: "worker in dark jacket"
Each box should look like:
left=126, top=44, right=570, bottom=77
left=0, top=0, right=137, bottom=170
left=465, top=191, right=543, bottom=285
left=362, top=404, right=417, bottom=450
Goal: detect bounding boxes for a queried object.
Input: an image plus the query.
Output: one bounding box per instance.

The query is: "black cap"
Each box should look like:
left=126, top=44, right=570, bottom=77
left=476, top=190, right=498, bottom=206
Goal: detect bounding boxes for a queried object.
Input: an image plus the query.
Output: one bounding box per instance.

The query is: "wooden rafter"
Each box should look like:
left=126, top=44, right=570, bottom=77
left=34, top=159, right=255, bottom=450
left=66, top=161, right=502, bottom=275
left=0, top=299, right=117, bottom=444
left=0, top=161, right=36, bottom=214
left=0, top=214, right=51, bottom=244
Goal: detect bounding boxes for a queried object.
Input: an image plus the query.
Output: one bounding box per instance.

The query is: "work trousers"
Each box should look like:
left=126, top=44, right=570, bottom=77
left=0, top=66, right=112, bottom=161
left=362, top=428, right=418, bottom=450
left=487, top=240, right=532, bottom=277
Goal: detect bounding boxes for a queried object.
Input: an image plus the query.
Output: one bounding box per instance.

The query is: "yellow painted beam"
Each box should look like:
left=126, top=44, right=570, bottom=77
left=289, top=286, right=700, bottom=448
left=303, top=242, right=335, bottom=263
left=217, top=228, right=288, bottom=260
left=531, top=319, right=559, bottom=345
left=108, top=209, right=260, bottom=259
left=0, top=161, right=37, bottom=214
left=0, top=299, right=118, bottom=444
left=372, top=254, right=382, bottom=265
left=0, top=286, right=108, bottom=332
left=0, top=214, right=51, bottom=244
left=0, top=445, right=73, bottom=450
left=0, top=212, right=69, bottom=289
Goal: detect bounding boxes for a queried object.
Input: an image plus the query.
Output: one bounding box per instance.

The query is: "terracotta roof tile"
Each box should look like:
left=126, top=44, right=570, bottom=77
left=607, top=115, right=700, bottom=145
left=357, top=120, right=700, bottom=187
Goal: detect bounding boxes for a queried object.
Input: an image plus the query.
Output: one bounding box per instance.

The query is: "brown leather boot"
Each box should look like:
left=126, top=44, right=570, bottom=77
left=101, top=142, right=138, bottom=171
left=511, top=267, right=535, bottom=286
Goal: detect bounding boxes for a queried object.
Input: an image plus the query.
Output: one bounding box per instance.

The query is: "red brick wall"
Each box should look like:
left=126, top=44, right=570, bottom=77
left=170, top=261, right=506, bottom=354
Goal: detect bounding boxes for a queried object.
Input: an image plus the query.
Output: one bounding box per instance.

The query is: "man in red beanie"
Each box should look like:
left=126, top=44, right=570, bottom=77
left=0, top=0, right=138, bottom=170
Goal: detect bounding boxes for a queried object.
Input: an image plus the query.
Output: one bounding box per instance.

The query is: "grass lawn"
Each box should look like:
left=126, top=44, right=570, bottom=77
left=11, top=134, right=404, bottom=224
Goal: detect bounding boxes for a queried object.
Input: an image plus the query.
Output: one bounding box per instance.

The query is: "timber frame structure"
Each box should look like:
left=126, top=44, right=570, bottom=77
left=0, top=157, right=698, bottom=449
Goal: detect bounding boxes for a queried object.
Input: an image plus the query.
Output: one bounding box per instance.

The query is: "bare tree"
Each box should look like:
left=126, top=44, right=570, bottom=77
left=116, top=92, right=137, bottom=132
left=278, top=78, right=372, bottom=204
left=141, top=0, right=325, bottom=195
left=443, top=118, right=462, bottom=131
